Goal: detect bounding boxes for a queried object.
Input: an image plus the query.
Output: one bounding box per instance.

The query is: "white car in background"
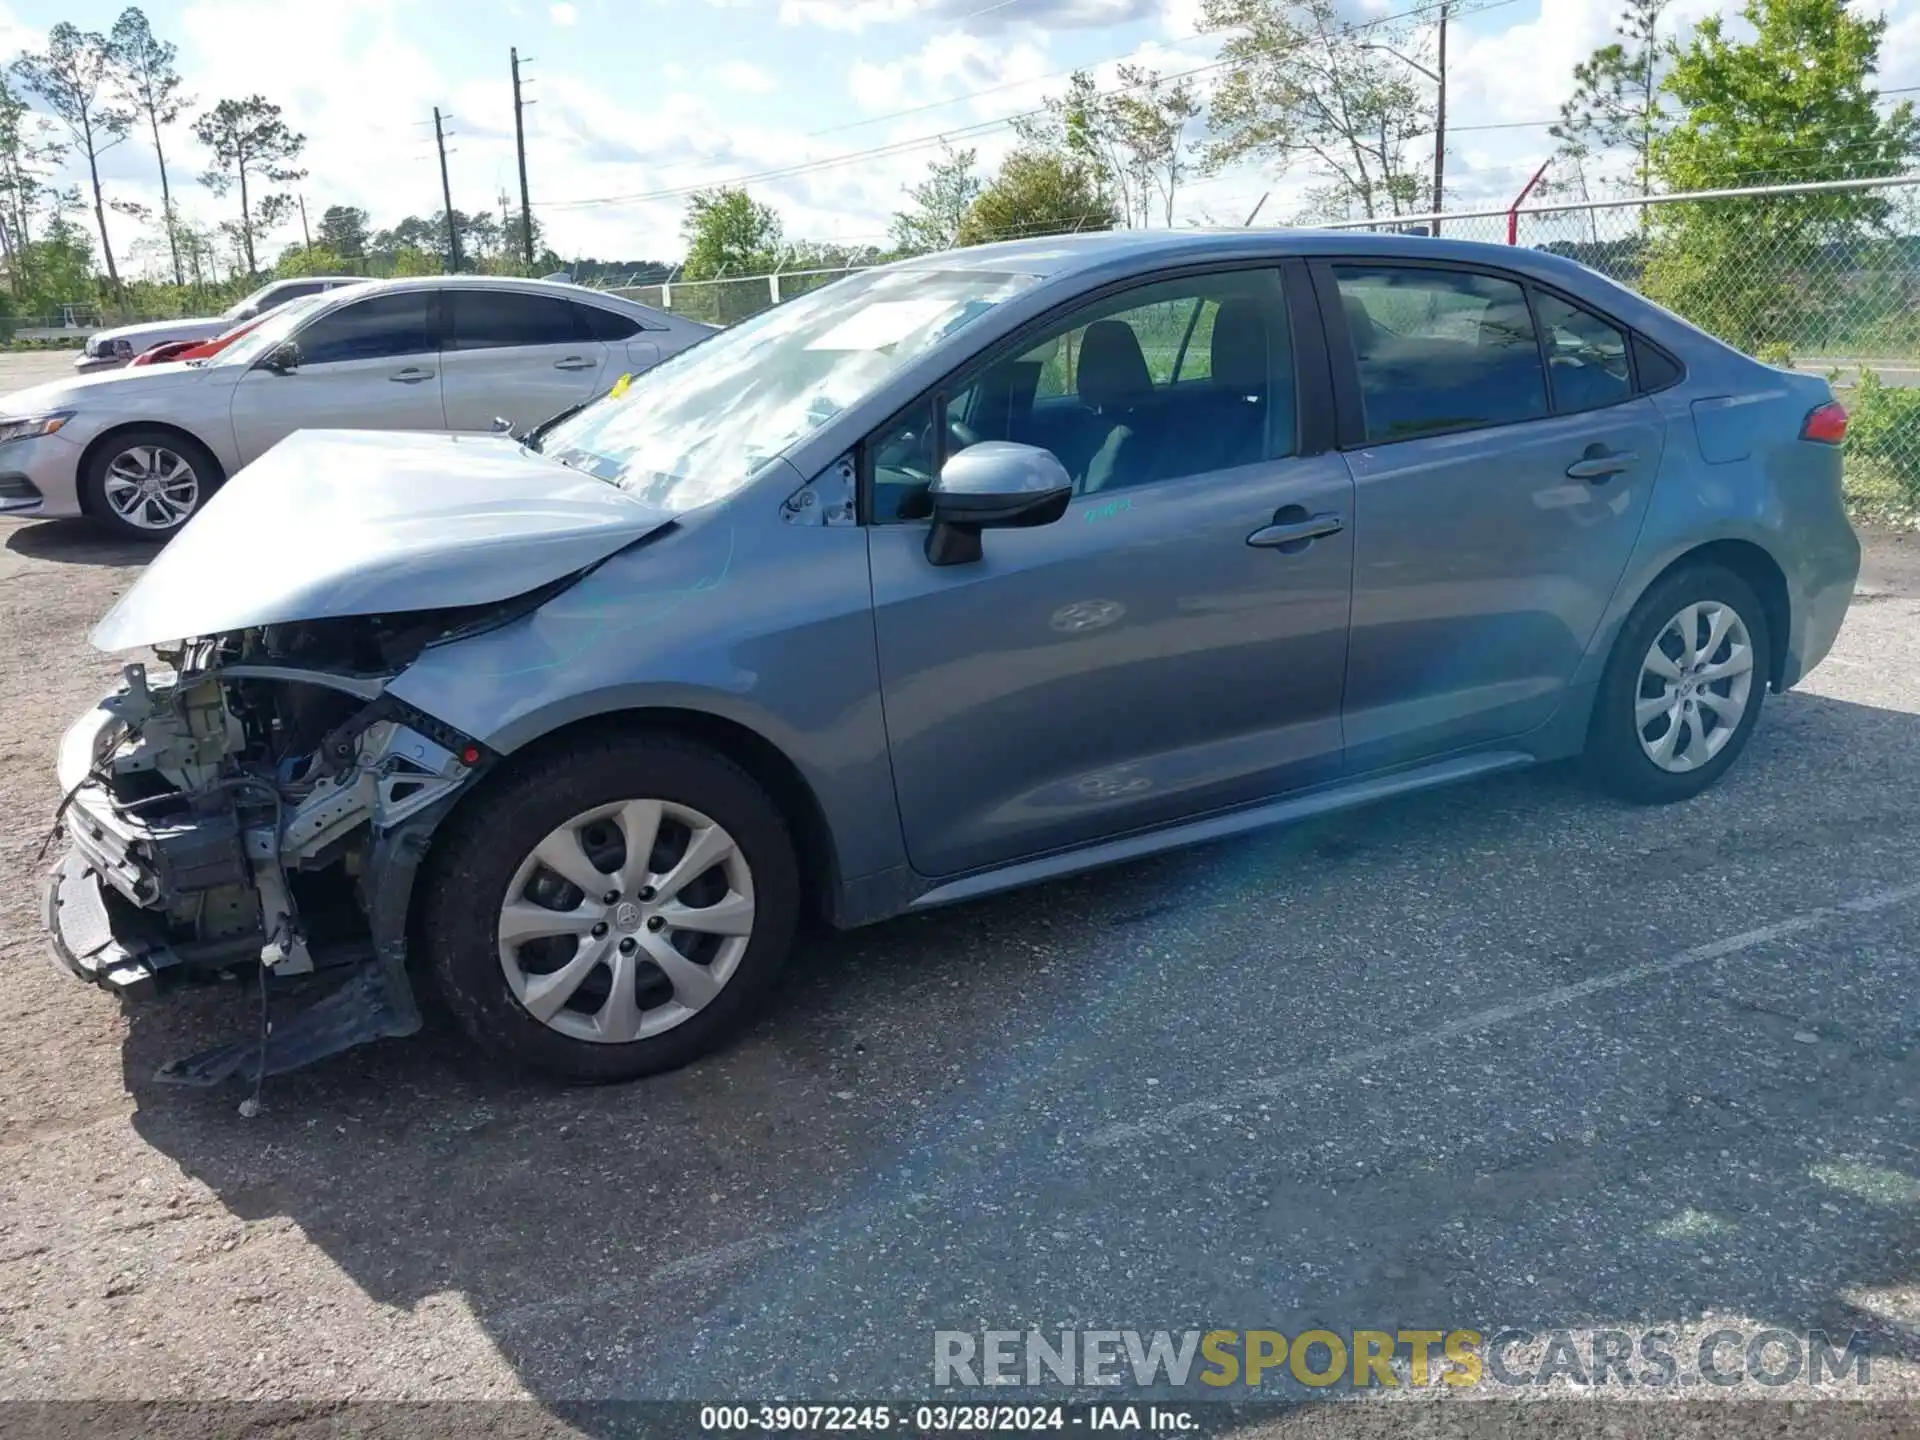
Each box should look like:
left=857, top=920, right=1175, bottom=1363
left=73, top=275, right=372, bottom=373
left=1, top=276, right=714, bottom=538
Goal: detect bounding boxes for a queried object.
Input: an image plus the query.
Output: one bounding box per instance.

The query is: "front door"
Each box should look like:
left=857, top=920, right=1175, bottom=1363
left=1319, top=261, right=1665, bottom=771
left=439, top=288, right=612, bottom=432
left=867, top=266, right=1354, bottom=879
left=228, top=289, right=445, bottom=466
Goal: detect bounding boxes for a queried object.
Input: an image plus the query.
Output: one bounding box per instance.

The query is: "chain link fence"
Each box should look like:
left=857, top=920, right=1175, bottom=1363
left=602, top=176, right=1920, bottom=522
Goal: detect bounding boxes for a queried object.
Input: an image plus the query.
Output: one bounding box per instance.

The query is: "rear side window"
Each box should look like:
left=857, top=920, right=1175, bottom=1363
left=576, top=304, right=642, bottom=341
left=295, top=292, right=437, bottom=365
left=1633, top=335, right=1683, bottom=391
left=1333, top=265, right=1548, bottom=442
left=446, top=289, right=583, bottom=351
left=1535, top=291, right=1632, bottom=412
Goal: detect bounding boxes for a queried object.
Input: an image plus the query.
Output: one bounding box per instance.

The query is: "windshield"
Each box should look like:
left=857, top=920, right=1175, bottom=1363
left=219, top=280, right=285, bottom=323
left=538, top=266, right=1039, bottom=509
left=208, top=292, right=339, bottom=366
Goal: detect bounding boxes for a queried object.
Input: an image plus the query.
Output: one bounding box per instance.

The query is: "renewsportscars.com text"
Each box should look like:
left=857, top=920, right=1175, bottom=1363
left=933, top=1327, right=1873, bottom=1390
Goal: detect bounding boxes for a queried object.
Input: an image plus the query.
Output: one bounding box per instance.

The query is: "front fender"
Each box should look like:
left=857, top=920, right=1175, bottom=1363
left=384, top=500, right=906, bottom=884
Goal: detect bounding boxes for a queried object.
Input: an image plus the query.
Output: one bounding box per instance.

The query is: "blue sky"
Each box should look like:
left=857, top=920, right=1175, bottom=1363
left=9, top=0, right=1920, bottom=273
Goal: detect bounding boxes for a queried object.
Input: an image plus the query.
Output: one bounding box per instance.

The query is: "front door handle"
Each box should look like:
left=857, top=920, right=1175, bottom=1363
left=1248, top=510, right=1344, bottom=550
left=553, top=356, right=598, bottom=371
left=1566, top=447, right=1638, bottom=481
left=389, top=366, right=434, bottom=384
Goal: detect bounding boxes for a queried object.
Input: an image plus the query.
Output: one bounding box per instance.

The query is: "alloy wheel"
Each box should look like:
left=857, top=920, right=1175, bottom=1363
left=1635, top=600, right=1755, bottom=774
left=102, top=444, right=200, bottom=531
left=497, top=798, right=755, bottom=1044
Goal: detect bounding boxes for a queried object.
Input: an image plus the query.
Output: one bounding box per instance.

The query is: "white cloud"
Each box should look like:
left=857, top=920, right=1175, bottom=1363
left=550, top=2, right=579, bottom=25
left=718, top=60, right=778, bottom=93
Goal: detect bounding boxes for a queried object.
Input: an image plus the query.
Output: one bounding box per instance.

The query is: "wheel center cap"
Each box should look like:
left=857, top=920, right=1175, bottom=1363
left=613, top=900, right=643, bottom=933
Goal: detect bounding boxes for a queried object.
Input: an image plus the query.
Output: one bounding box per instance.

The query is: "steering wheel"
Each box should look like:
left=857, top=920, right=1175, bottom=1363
left=947, top=416, right=983, bottom=453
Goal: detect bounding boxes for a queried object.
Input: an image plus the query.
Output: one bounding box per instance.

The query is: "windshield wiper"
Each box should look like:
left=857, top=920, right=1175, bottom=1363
left=521, top=399, right=592, bottom=454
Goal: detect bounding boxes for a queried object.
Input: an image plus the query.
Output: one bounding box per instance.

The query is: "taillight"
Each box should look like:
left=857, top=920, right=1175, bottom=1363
left=1803, top=401, right=1849, bottom=444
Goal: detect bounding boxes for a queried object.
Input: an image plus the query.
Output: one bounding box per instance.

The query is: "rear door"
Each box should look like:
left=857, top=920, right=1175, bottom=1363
left=227, top=288, right=445, bottom=465
left=1316, top=260, right=1665, bottom=771
left=440, top=289, right=610, bottom=431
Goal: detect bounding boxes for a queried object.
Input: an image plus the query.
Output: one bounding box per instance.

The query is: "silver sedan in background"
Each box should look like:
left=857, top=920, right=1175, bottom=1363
left=0, top=276, right=714, bottom=537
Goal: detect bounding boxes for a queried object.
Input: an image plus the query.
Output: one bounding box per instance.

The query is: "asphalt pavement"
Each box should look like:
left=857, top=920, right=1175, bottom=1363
left=0, top=513, right=1917, bottom=1427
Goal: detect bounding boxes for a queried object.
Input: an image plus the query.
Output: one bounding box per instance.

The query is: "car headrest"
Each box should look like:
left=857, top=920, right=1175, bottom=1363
left=1078, top=320, right=1154, bottom=410
left=1477, top=300, right=1536, bottom=357
left=1210, top=300, right=1271, bottom=392
left=1342, top=294, right=1383, bottom=359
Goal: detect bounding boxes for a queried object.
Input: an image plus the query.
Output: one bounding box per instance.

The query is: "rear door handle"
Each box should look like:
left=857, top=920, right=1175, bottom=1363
left=1566, top=449, right=1638, bottom=481
left=389, top=367, right=434, bottom=384
left=1248, top=512, right=1344, bottom=549
left=553, top=356, right=597, bottom=371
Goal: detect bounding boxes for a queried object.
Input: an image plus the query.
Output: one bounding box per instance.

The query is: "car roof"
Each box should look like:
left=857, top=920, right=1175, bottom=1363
left=886, top=226, right=1609, bottom=292
left=298, top=273, right=680, bottom=325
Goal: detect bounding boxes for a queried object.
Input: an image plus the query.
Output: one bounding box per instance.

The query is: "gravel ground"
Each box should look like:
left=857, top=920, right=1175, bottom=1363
left=0, top=492, right=1917, bottom=1431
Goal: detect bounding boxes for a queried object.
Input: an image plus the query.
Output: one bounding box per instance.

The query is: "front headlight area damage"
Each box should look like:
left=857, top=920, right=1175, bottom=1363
left=44, top=612, right=491, bottom=1086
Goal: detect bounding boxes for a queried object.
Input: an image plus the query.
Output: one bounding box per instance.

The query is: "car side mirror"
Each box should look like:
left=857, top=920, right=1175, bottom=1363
left=261, top=340, right=300, bottom=374
left=925, top=442, right=1072, bottom=567
left=490, top=416, right=515, bottom=436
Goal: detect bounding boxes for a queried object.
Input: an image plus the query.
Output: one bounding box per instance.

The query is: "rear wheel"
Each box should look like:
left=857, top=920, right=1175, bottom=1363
left=79, top=427, right=220, bottom=540
left=1585, top=564, right=1771, bottom=804
left=419, top=733, right=800, bottom=1083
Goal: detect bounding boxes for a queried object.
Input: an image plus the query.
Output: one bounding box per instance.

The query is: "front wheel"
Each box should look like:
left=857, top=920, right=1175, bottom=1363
left=1585, top=564, right=1772, bottom=804
left=79, top=427, right=221, bottom=540
left=419, top=734, right=801, bottom=1083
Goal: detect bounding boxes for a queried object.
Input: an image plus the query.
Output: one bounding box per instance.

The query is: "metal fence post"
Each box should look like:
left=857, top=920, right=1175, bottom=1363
left=770, top=273, right=781, bottom=306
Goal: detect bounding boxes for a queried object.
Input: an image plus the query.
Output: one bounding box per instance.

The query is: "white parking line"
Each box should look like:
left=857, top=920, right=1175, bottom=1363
left=1084, top=880, right=1920, bottom=1149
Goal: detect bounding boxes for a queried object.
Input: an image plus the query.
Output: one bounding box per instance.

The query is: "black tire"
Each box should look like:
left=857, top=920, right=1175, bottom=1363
left=1585, top=563, right=1772, bottom=804
left=79, top=426, right=222, bottom=541
left=418, top=733, right=800, bottom=1083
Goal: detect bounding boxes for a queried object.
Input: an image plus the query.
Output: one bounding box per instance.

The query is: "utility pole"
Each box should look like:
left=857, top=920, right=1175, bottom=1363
left=1432, top=0, right=1449, bottom=236
left=512, top=47, right=536, bottom=267
left=298, top=192, right=312, bottom=251
left=434, top=106, right=462, bottom=272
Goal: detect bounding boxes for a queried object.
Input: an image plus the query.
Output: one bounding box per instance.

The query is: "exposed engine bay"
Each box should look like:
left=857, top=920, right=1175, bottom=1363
left=44, top=610, right=496, bottom=1086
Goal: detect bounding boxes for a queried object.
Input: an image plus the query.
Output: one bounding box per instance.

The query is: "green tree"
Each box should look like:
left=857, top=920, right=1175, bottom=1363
left=0, top=76, right=64, bottom=295
left=1109, top=65, right=1203, bottom=227
left=890, top=145, right=981, bottom=255
left=107, top=6, right=190, bottom=286
left=193, top=95, right=307, bottom=275
left=679, top=187, right=781, bottom=280
left=276, top=240, right=346, bottom=278
left=1201, top=0, right=1433, bottom=221
left=1644, top=0, right=1920, bottom=352
left=12, top=23, right=131, bottom=294
left=1017, top=66, right=1201, bottom=229
left=18, top=205, right=97, bottom=317
left=956, top=148, right=1117, bottom=246
left=316, top=204, right=369, bottom=261
left=1550, top=0, right=1669, bottom=198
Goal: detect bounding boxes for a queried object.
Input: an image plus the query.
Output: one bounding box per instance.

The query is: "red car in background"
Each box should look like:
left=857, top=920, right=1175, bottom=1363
left=128, top=313, right=272, bottom=367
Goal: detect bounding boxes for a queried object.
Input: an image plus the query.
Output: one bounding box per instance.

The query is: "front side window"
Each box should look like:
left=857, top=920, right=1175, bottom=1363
left=1334, top=265, right=1548, bottom=442
left=870, top=269, right=1295, bottom=523
left=1534, top=291, right=1633, bottom=412
left=447, top=289, right=582, bottom=351
left=293, top=292, right=438, bottom=366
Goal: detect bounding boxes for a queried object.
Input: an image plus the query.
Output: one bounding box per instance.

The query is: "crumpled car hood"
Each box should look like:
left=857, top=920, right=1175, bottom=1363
left=92, top=428, right=677, bottom=651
